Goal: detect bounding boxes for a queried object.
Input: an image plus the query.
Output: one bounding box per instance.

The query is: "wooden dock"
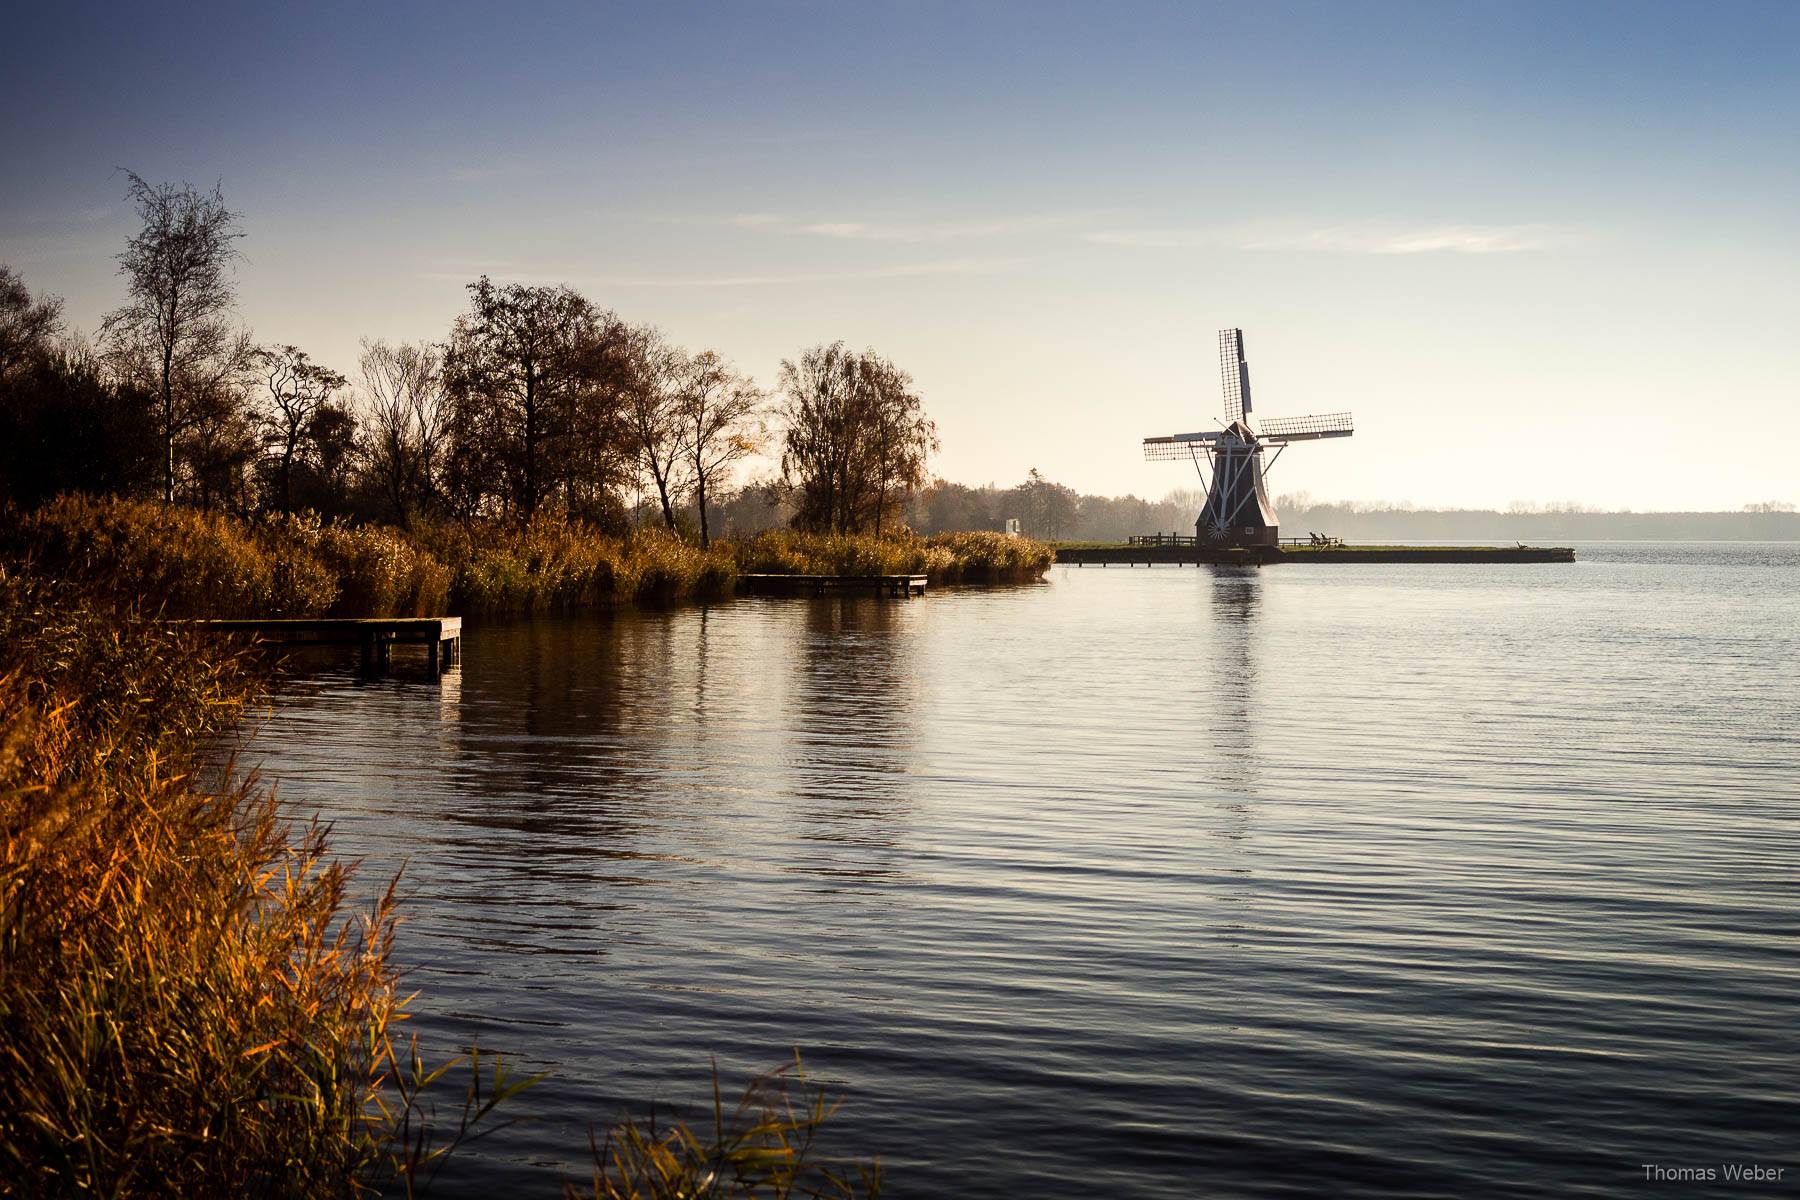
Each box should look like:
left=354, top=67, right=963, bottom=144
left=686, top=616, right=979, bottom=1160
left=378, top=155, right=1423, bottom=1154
left=737, top=574, right=928, bottom=598
left=175, top=617, right=462, bottom=674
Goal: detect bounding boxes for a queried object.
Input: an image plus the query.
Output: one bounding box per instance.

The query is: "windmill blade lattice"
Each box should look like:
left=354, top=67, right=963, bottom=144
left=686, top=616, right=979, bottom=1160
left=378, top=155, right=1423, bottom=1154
left=1219, top=328, right=1252, bottom=422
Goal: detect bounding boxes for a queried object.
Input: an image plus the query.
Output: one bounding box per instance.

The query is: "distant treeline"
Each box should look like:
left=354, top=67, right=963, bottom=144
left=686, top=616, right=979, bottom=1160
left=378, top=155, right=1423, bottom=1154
left=892, top=485, right=1800, bottom=544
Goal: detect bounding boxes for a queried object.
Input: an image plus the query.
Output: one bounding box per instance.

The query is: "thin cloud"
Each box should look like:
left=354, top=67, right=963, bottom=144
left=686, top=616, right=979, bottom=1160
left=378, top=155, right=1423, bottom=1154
left=686, top=212, right=1092, bottom=241
left=584, top=257, right=1022, bottom=287
left=420, top=257, right=1022, bottom=289
left=1087, top=222, right=1560, bottom=254
left=795, top=214, right=1087, bottom=242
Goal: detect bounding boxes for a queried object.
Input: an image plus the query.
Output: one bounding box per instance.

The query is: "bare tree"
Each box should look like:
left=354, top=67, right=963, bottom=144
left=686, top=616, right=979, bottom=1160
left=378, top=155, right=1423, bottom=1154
left=857, top=351, right=936, bottom=537
left=618, top=326, right=692, bottom=531
left=252, top=344, right=346, bottom=512
left=678, top=350, right=765, bottom=546
left=0, top=265, right=64, bottom=382
left=359, top=339, right=447, bottom=529
left=100, top=173, right=246, bottom=504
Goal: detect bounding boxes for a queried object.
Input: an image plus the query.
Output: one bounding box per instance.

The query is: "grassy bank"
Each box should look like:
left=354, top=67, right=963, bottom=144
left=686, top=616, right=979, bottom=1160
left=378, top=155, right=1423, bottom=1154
left=4, top=496, right=1052, bottom=619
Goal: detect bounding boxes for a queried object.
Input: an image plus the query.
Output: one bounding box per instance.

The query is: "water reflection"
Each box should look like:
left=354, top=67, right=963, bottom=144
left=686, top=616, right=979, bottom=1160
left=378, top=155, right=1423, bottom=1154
left=1204, top=566, right=1261, bottom=800
left=781, top=598, right=919, bottom=865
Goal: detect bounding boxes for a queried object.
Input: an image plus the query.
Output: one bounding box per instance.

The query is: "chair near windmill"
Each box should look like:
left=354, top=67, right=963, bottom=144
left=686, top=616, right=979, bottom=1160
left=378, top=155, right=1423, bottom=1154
left=1143, top=329, right=1354, bottom=548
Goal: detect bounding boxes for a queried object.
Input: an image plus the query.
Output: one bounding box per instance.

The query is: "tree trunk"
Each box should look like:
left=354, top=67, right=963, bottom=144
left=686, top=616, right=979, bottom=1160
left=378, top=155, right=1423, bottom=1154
left=697, top=475, right=710, bottom=547
left=653, top=462, right=676, bottom=530
left=522, top=364, right=537, bottom=516
left=162, top=345, right=175, bottom=504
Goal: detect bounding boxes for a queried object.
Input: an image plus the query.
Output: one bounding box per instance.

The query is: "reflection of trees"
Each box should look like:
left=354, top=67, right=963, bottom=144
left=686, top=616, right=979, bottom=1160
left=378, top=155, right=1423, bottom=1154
left=1203, top=567, right=1260, bottom=800
left=779, top=595, right=921, bottom=864
left=438, top=601, right=923, bottom=873
left=444, top=613, right=653, bottom=845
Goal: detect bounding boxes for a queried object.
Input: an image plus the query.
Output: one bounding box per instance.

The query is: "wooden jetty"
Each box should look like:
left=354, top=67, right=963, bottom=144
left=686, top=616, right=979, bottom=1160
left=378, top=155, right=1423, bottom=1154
left=1056, top=545, right=1576, bottom=566
left=175, top=617, right=462, bottom=674
left=737, top=574, right=928, bottom=598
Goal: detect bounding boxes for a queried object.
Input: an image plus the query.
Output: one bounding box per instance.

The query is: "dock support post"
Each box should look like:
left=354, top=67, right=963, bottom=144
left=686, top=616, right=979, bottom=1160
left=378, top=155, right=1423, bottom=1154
left=428, top=637, right=440, bottom=675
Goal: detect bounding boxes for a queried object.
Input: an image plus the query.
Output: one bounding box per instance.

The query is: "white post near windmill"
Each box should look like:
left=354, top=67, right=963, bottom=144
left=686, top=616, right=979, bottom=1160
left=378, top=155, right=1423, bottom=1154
left=1143, top=329, right=1354, bottom=547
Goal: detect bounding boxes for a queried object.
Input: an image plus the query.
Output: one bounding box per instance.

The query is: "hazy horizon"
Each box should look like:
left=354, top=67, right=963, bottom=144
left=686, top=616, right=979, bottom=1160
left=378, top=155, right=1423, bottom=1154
left=5, top=1, right=1796, bottom=511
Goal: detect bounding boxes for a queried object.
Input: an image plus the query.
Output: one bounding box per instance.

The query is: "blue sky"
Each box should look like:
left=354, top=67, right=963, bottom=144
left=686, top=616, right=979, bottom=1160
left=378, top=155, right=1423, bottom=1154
left=5, top=1, right=1797, bottom=508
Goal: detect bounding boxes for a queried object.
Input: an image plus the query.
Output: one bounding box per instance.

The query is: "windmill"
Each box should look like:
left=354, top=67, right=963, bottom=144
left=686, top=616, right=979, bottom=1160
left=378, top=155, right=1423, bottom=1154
left=1143, top=329, right=1353, bottom=547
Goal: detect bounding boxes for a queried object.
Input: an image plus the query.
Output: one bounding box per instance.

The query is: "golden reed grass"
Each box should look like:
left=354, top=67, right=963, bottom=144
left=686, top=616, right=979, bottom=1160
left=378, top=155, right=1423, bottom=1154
left=0, top=568, right=531, bottom=1196
left=5, top=498, right=1051, bottom=622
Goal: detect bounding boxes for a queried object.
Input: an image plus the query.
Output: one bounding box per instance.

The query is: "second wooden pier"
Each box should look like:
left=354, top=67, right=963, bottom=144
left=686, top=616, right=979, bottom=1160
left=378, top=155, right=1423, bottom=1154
left=737, top=574, right=928, bottom=598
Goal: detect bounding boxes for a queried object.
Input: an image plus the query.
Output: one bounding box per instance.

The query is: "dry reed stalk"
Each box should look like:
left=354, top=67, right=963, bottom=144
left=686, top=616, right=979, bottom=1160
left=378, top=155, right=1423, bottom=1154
left=567, top=1055, right=880, bottom=1200
left=0, top=568, right=528, bottom=1196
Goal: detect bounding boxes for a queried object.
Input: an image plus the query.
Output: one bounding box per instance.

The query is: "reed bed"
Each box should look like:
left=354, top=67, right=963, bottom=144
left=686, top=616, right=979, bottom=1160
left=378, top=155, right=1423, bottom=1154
left=732, top=529, right=1051, bottom=584
left=1, top=571, right=348, bottom=1194
left=5, top=498, right=1049, bottom=622
left=419, top=517, right=739, bottom=613
left=0, top=566, right=541, bottom=1196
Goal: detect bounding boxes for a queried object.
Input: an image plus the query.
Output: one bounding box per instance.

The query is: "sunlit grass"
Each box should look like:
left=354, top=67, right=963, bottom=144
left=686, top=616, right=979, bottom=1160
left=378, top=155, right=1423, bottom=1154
left=734, top=529, right=1051, bottom=583
left=7, top=498, right=1050, bottom=620
left=568, top=1055, right=880, bottom=1200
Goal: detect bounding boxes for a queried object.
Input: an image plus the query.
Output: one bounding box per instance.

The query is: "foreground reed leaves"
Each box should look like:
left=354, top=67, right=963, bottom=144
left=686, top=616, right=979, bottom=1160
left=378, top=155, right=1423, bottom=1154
left=569, top=1055, right=880, bottom=1200
left=0, top=566, right=530, bottom=1196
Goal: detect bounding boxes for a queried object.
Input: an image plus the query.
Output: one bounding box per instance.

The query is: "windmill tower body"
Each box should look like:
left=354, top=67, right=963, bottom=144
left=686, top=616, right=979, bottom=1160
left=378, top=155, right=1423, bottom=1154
left=1144, top=330, right=1353, bottom=547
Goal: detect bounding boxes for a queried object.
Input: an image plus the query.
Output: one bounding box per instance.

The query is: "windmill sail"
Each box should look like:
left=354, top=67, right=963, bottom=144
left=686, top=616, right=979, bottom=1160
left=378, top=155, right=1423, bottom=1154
left=1143, top=430, right=1226, bottom=459
left=1256, top=412, right=1354, bottom=442
left=1219, top=328, right=1253, bottom=421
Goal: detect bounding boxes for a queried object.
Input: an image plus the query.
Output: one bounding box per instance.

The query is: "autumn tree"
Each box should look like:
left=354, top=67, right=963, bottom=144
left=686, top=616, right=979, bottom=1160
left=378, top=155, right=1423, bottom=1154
left=679, top=350, right=766, bottom=546
left=778, top=342, right=936, bottom=535
left=442, top=276, right=627, bottom=517
left=100, top=174, right=247, bottom=504
left=358, top=339, right=447, bottom=529
left=252, top=344, right=347, bottom=512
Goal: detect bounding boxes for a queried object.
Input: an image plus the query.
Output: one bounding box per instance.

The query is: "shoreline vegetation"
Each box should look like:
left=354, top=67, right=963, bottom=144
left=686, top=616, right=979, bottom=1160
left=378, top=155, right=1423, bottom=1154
left=7, top=496, right=1053, bottom=621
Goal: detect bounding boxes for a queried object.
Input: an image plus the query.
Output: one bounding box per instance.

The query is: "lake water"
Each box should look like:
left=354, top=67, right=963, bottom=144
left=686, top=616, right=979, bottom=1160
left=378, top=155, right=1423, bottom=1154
left=236, top=544, right=1799, bottom=1198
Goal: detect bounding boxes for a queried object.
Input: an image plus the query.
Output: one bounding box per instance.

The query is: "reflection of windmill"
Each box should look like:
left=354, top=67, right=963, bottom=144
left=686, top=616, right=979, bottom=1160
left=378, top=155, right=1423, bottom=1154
left=1143, top=329, right=1353, bottom=547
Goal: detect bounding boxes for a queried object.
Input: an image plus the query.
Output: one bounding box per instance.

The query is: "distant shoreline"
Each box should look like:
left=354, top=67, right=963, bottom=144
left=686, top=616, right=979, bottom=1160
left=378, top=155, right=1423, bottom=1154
left=1252, top=508, right=1798, bottom=543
